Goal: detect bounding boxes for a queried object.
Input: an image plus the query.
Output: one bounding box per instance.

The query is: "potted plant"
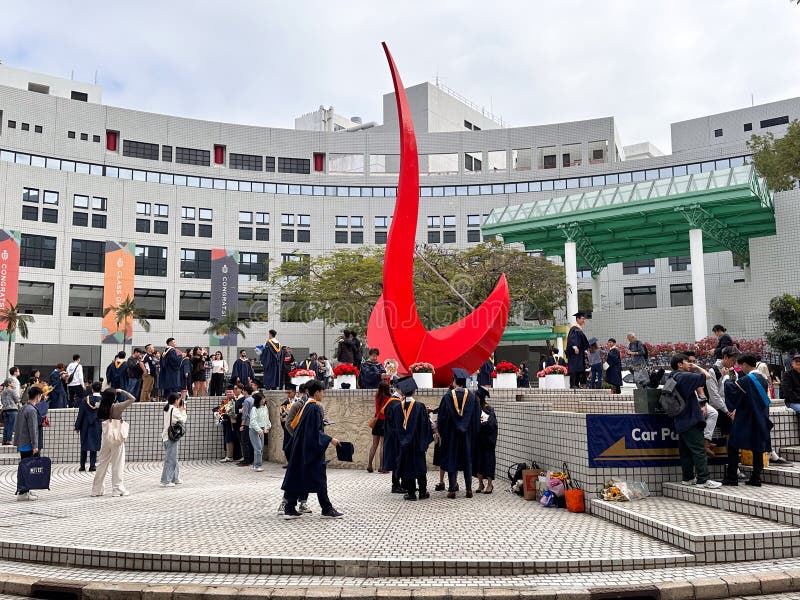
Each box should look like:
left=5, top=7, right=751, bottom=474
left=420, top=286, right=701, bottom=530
left=288, top=368, right=316, bottom=386
left=333, top=363, right=359, bottom=389
left=543, top=365, right=568, bottom=389
left=492, top=361, right=520, bottom=389
left=409, top=362, right=435, bottom=389
left=536, top=369, right=548, bottom=389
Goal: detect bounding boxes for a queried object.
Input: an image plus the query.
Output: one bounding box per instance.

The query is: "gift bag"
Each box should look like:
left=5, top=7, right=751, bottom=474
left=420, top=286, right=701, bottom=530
left=522, top=464, right=545, bottom=501
left=562, top=462, right=585, bottom=513
left=740, top=450, right=770, bottom=467
left=547, top=471, right=566, bottom=498
left=17, top=456, right=51, bottom=494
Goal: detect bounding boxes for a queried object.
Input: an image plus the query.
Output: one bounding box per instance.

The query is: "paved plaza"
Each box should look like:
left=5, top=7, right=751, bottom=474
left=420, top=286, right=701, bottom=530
left=1, top=461, right=800, bottom=598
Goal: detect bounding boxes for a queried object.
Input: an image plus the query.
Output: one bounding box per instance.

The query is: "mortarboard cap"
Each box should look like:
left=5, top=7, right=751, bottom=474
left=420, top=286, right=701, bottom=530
left=475, top=386, right=490, bottom=401
left=395, top=376, right=418, bottom=396
left=335, top=441, right=355, bottom=462
left=588, top=337, right=598, bottom=346
left=792, top=354, right=800, bottom=362
left=573, top=311, right=587, bottom=319
left=452, top=367, right=469, bottom=381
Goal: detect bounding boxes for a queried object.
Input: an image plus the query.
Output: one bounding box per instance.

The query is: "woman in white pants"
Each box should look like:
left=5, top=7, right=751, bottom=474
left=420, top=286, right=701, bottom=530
left=91, top=389, right=135, bottom=497
left=161, top=393, right=187, bottom=487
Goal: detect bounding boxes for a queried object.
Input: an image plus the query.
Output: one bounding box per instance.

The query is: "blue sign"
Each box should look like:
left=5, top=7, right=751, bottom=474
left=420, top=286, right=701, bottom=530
left=587, top=414, right=726, bottom=468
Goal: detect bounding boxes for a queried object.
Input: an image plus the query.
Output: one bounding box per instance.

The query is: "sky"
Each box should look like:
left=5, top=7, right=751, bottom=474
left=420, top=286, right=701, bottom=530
left=1, top=1, right=799, bottom=153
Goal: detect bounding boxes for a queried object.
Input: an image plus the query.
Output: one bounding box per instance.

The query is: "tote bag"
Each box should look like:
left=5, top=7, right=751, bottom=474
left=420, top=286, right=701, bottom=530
left=103, top=419, right=130, bottom=446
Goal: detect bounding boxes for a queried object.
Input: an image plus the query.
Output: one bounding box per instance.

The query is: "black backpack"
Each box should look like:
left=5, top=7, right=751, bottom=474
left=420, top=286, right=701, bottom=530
left=508, top=462, right=528, bottom=495
left=659, top=374, right=687, bottom=417
left=126, top=357, right=142, bottom=379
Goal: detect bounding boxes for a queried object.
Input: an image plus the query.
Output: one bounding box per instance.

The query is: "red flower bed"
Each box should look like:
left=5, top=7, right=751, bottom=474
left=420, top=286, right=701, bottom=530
left=333, top=364, right=360, bottom=377
left=494, top=361, right=520, bottom=374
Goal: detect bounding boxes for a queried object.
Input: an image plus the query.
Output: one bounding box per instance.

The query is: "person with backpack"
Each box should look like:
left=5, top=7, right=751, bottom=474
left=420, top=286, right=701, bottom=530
left=160, top=393, right=187, bottom=488
left=665, top=354, right=722, bottom=489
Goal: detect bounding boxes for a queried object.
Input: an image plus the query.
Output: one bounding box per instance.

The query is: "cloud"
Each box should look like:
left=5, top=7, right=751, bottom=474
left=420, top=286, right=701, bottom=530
left=1, top=0, right=798, bottom=152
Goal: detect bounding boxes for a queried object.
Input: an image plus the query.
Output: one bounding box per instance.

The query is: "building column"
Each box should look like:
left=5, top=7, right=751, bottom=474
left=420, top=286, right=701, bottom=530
left=564, top=241, right=578, bottom=322
left=591, top=276, right=601, bottom=311
left=689, top=228, right=708, bottom=341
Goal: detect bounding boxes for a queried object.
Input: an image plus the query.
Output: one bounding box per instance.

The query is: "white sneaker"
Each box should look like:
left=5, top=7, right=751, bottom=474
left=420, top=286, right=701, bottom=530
left=681, top=479, right=697, bottom=486
left=174, top=479, right=183, bottom=484
left=17, top=492, right=36, bottom=501
left=112, top=489, right=130, bottom=497
left=254, top=467, right=264, bottom=472
left=27, top=490, right=38, bottom=499
left=299, top=502, right=312, bottom=514
left=701, top=480, right=722, bottom=489
left=219, top=457, right=233, bottom=463
left=160, top=482, right=175, bottom=488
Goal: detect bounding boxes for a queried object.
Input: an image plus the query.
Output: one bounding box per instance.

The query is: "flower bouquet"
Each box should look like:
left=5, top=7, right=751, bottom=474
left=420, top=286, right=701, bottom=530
left=215, top=398, right=232, bottom=426
left=409, top=362, right=435, bottom=374
left=599, top=479, right=628, bottom=502
left=39, top=383, right=54, bottom=398
left=333, top=364, right=360, bottom=377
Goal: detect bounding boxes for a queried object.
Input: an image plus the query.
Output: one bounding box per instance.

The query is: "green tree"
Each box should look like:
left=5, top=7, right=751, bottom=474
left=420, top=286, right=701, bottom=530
left=748, top=119, right=800, bottom=191
left=102, top=295, right=151, bottom=355
left=204, top=312, right=252, bottom=369
left=766, top=293, right=800, bottom=354
left=0, top=302, right=35, bottom=374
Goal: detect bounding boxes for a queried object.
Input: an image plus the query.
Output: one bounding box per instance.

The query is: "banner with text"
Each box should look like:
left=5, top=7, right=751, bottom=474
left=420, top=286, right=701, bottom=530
left=0, top=230, right=21, bottom=342
left=101, top=241, right=136, bottom=345
left=587, top=414, right=727, bottom=468
left=209, top=248, right=239, bottom=346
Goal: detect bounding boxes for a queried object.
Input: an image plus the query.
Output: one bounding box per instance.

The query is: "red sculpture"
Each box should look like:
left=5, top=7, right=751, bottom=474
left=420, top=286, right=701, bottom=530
left=366, top=43, right=510, bottom=387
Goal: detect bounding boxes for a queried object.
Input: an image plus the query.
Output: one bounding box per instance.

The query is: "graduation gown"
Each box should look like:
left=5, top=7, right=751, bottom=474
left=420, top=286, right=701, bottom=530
left=605, top=348, right=623, bottom=387
left=260, top=339, right=282, bottom=389
left=382, top=398, right=403, bottom=472
left=48, top=369, right=67, bottom=409
left=74, top=394, right=101, bottom=452
left=477, top=359, right=495, bottom=387
left=725, top=373, right=773, bottom=453
left=476, top=405, right=498, bottom=478
left=567, top=326, right=589, bottom=374
left=106, top=359, right=128, bottom=391
left=159, top=348, right=183, bottom=392
left=281, top=400, right=331, bottom=494
left=396, top=398, right=433, bottom=479
left=231, top=359, right=255, bottom=388
left=437, top=388, right=481, bottom=474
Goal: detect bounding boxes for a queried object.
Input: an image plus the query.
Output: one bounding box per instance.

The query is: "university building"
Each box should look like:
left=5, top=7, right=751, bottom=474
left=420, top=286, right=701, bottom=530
left=0, top=63, right=798, bottom=377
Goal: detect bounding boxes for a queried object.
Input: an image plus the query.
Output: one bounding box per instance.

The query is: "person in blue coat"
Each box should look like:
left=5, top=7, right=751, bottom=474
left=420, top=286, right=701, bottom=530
left=605, top=338, right=623, bottom=394
left=75, top=381, right=102, bottom=471
left=723, top=353, right=773, bottom=487
left=281, top=379, right=344, bottom=519
left=260, top=330, right=282, bottom=390
left=394, top=376, right=433, bottom=501
left=159, top=339, right=184, bottom=395
left=47, top=363, right=68, bottom=409
left=475, top=386, right=498, bottom=494
left=380, top=390, right=404, bottom=494
left=437, top=368, right=481, bottom=498
left=477, top=355, right=495, bottom=387
left=231, top=350, right=255, bottom=389
left=567, top=312, right=590, bottom=388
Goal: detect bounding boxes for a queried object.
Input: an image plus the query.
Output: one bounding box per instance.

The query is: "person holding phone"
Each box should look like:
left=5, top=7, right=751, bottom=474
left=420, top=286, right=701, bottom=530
left=160, top=393, right=188, bottom=487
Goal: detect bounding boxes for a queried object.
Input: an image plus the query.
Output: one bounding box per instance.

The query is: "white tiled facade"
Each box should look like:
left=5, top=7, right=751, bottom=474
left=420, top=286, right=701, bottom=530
left=1, top=66, right=799, bottom=376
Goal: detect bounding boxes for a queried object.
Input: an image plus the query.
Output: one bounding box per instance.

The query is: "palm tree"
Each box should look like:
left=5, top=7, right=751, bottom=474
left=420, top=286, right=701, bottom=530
left=0, top=302, right=35, bottom=374
left=204, top=312, right=252, bottom=371
left=102, top=295, right=150, bottom=355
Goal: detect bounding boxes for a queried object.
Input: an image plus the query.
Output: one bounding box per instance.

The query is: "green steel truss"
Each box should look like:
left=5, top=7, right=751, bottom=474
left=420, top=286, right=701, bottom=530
left=482, top=165, right=774, bottom=269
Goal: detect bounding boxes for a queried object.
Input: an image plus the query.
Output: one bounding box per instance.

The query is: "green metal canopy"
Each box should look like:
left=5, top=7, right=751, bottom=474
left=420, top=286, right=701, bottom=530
left=501, top=326, right=556, bottom=343
left=482, top=165, right=775, bottom=272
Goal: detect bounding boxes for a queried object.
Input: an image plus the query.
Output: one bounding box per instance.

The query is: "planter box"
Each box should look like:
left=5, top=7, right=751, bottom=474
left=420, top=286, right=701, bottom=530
left=333, top=374, right=357, bottom=389
left=494, top=372, right=518, bottom=389
left=290, top=376, right=312, bottom=386
left=412, top=372, right=434, bottom=389
left=545, top=374, right=567, bottom=389
left=537, top=377, right=547, bottom=389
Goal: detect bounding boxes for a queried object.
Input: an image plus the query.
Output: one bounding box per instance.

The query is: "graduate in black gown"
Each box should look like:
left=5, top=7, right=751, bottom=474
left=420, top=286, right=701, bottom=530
left=477, top=355, right=495, bottom=387
left=394, top=376, right=433, bottom=501
left=381, top=390, right=405, bottom=494
left=159, top=339, right=184, bottom=395
left=259, top=330, right=282, bottom=390
left=281, top=380, right=343, bottom=519
left=475, top=386, right=498, bottom=494
left=437, top=368, right=481, bottom=498
left=567, top=312, right=590, bottom=388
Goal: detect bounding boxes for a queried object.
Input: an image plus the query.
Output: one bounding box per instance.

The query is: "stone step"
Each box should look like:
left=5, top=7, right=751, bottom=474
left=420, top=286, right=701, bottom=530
left=782, top=446, right=800, bottom=462
left=742, top=463, right=800, bottom=488
left=589, top=495, right=800, bottom=563
left=0, top=444, right=18, bottom=455
left=0, top=455, right=17, bottom=465
left=663, top=481, right=800, bottom=527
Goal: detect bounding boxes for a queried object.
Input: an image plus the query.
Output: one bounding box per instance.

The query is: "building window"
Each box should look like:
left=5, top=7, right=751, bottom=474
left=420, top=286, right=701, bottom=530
left=256, top=228, right=269, bottom=241
left=335, top=231, right=348, bottom=244
left=297, top=229, right=310, bottom=243
left=336, top=216, right=349, bottom=228
left=744, top=123, right=753, bottom=132
left=298, top=214, right=310, bottom=227
left=154, top=204, right=169, bottom=217
left=442, top=231, right=456, bottom=244
left=73, top=195, right=89, bottom=209
left=427, top=231, right=441, bottom=244
left=281, top=214, right=294, bottom=226
left=624, top=286, right=657, bottom=310
left=198, top=224, right=212, bottom=238
left=136, top=219, right=151, bottom=233
left=181, top=206, right=195, bottom=220
left=760, top=116, right=789, bottom=129
left=577, top=266, right=592, bottom=279
left=238, top=293, right=269, bottom=321
left=70, top=239, right=105, bottom=272
left=443, top=215, right=456, bottom=228
left=8, top=120, right=16, bottom=129
left=464, top=151, right=482, bottom=172
left=162, top=145, right=173, bottom=162
left=281, top=229, right=294, bottom=242
left=467, top=215, right=482, bottom=228
left=22, top=206, right=38, bottom=221
left=543, top=154, right=557, bottom=169
left=255, top=212, right=269, bottom=225
left=670, top=283, right=693, bottom=307
left=714, top=129, right=723, bottom=138
left=18, top=281, right=54, bottom=315
left=230, top=153, right=263, bottom=171
left=239, top=252, right=269, bottom=282
left=175, top=146, right=211, bottom=166
left=68, top=284, right=103, bottom=317
left=180, top=249, right=211, bottom=279
left=92, top=196, right=107, bottom=211
left=135, top=245, right=168, bottom=277
left=41, top=208, right=58, bottom=223
left=668, top=256, right=692, bottom=272
left=622, top=259, right=656, bottom=275
left=80, top=133, right=88, bottom=141
left=136, top=202, right=151, bottom=216
left=179, top=291, right=211, bottom=320
left=134, top=288, right=167, bottom=319
left=93, top=134, right=100, bottom=143
left=467, top=230, right=481, bottom=243
left=91, top=214, right=107, bottom=229
left=122, top=139, right=160, bottom=161
left=181, top=223, right=196, bottom=237
left=43, top=191, right=58, bottom=205
left=71, top=91, right=88, bottom=102
left=427, top=216, right=441, bottom=228
left=239, top=227, right=253, bottom=240
left=20, top=234, right=56, bottom=269
left=375, top=231, right=387, bottom=244
left=68, top=131, right=75, bottom=139
left=198, top=208, right=213, bottom=221
left=34, top=125, right=43, bottom=134
left=239, top=211, right=252, bottom=224
left=280, top=294, right=311, bottom=322
left=375, top=216, right=390, bottom=228
left=281, top=253, right=310, bottom=279
left=72, top=212, right=88, bottom=226
left=23, top=188, right=39, bottom=203
left=153, top=220, right=168, bottom=235
left=278, top=157, right=310, bottom=174
left=264, top=156, right=275, bottom=172
left=21, top=123, right=30, bottom=131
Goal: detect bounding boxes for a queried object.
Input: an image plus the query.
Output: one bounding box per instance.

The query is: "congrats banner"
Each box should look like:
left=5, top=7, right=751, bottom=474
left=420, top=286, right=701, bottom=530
left=587, top=414, right=727, bottom=468
left=0, top=230, right=21, bottom=341
left=209, top=248, right=239, bottom=346
left=101, top=241, right=136, bottom=345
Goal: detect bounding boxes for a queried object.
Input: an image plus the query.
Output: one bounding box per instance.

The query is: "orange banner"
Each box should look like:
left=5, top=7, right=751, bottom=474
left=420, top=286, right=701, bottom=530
left=0, top=230, right=21, bottom=341
left=101, top=241, right=136, bottom=345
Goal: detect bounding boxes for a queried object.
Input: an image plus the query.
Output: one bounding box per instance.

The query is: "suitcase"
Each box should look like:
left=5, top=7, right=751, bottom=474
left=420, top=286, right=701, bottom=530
left=16, top=456, right=52, bottom=494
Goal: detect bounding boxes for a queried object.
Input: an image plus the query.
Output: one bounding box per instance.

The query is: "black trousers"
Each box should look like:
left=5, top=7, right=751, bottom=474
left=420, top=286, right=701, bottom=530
left=569, top=372, right=587, bottom=388
left=80, top=450, right=97, bottom=469
left=448, top=470, right=472, bottom=492
left=728, top=446, right=763, bottom=482
left=68, top=385, right=84, bottom=408
left=239, top=427, right=254, bottom=464
left=403, top=474, right=427, bottom=495
left=285, top=490, right=331, bottom=512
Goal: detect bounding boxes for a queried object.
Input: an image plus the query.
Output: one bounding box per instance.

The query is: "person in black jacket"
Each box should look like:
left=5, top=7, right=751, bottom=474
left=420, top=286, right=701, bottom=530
left=359, top=348, right=386, bottom=389
left=781, top=354, right=800, bottom=415
left=712, top=325, right=734, bottom=360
